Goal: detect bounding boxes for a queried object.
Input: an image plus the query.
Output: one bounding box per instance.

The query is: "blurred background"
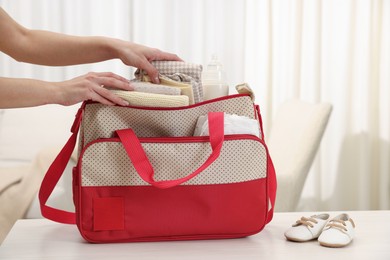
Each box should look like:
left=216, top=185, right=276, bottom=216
left=0, top=0, right=389, bottom=212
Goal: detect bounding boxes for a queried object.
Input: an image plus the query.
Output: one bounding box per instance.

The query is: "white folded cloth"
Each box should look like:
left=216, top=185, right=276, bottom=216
left=193, top=113, right=261, bottom=138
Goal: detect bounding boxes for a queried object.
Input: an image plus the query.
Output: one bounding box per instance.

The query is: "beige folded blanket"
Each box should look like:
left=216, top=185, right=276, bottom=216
left=141, top=75, right=195, bottom=105
left=110, top=90, right=189, bottom=108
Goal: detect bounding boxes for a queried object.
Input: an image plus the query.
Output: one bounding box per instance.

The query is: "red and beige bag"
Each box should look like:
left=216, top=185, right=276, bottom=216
left=39, top=93, right=276, bottom=243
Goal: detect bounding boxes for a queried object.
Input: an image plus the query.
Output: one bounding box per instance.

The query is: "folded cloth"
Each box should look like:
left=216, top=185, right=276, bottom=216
left=131, top=81, right=181, bottom=96
left=110, top=90, right=189, bottom=108
left=139, top=75, right=195, bottom=105
left=135, top=61, right=203, bottom=104
left=193, top=113, right=261, bottom=138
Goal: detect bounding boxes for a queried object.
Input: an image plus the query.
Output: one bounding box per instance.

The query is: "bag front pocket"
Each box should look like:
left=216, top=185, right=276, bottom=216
left=76, top=134, right=269, bottom=242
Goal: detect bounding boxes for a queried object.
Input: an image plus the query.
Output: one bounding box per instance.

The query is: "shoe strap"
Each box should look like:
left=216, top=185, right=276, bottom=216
left=293, top=216, right=318, bottom=227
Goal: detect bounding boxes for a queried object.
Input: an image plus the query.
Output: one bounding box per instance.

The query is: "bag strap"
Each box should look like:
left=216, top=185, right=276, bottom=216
left=255, top=105, right=277, bottom=223
left=116, top=112, right=224, bottom=189
left=266, top=152, right=277, bottom=223
left=38, top=106, right=84, bottom=224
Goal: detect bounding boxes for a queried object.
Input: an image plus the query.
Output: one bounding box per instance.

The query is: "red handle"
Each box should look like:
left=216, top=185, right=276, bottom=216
left=116, top=112, right=224, bottom=189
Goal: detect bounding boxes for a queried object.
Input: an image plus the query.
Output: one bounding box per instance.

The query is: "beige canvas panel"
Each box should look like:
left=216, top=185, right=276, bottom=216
left=80, top=95, right=256, bottom=149
left=81, top=138, right=267, bottom=186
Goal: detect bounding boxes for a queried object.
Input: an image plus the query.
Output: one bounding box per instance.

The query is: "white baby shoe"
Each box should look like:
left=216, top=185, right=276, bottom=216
left=318, top=213, right=355, bottom=247
left=284, top=213, right=330, bottom=242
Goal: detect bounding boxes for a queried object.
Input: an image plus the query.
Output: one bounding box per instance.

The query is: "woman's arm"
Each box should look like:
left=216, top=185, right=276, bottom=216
left=0, top=7, right=181, bottom=83
left=0, top=8, right=113, bottom=66
left=0, top=72, right=133, bottom=108
left=0, top=7, right=184, bottom=108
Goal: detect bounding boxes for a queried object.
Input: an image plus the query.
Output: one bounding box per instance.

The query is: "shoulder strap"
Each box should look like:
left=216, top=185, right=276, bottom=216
left=255, top=105, right=277, bottom=224
left=38, top=105, right=84, bottom=224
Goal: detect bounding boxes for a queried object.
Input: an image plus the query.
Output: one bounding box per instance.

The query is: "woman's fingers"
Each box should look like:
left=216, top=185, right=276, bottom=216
left=138, top=58, right=160, bottom=84
left=142, top=50, right=182, bottom=83
left=153, top=51, right=183, bottom=62
left=89, top=91, right=116, bottom=106
left=94, top=85, right=129, bottom=106
left=84, top=72, right=132, bottom=106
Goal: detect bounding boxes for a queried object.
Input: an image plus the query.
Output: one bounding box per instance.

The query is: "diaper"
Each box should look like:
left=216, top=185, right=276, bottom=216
left=193, top=113, right=261, bottom=138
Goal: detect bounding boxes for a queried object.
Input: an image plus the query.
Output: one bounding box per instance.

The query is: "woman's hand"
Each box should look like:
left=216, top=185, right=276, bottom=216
left=116, top=41, right=182, bottom=83
left=0, top=72, right=133, bottom=108
left=55, top=72, right=133, bottom=106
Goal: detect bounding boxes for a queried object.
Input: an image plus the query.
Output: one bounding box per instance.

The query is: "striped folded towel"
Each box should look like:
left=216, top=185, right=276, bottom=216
left=110, top=90, right=189, bottom=108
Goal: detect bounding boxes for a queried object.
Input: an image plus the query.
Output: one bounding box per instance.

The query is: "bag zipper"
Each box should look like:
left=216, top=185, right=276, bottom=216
left=91, top=134, right=263, bottom=145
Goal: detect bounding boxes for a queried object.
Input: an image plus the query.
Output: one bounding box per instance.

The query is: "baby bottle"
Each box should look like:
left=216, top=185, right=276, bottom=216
left=202, top=55, right=229, bottom=100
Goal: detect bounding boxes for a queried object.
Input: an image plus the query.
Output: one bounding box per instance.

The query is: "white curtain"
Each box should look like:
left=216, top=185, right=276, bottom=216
left=0, top=0, right=389, bottom=211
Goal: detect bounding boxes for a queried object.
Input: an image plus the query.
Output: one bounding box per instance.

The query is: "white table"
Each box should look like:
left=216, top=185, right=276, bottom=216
left=1, top=211, right=389, bottom=260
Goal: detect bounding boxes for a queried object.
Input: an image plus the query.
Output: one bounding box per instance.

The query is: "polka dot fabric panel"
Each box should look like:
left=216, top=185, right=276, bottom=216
left=80, top=95, right=256, bottom=150
left=80, top=137, right=266, bottom=186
